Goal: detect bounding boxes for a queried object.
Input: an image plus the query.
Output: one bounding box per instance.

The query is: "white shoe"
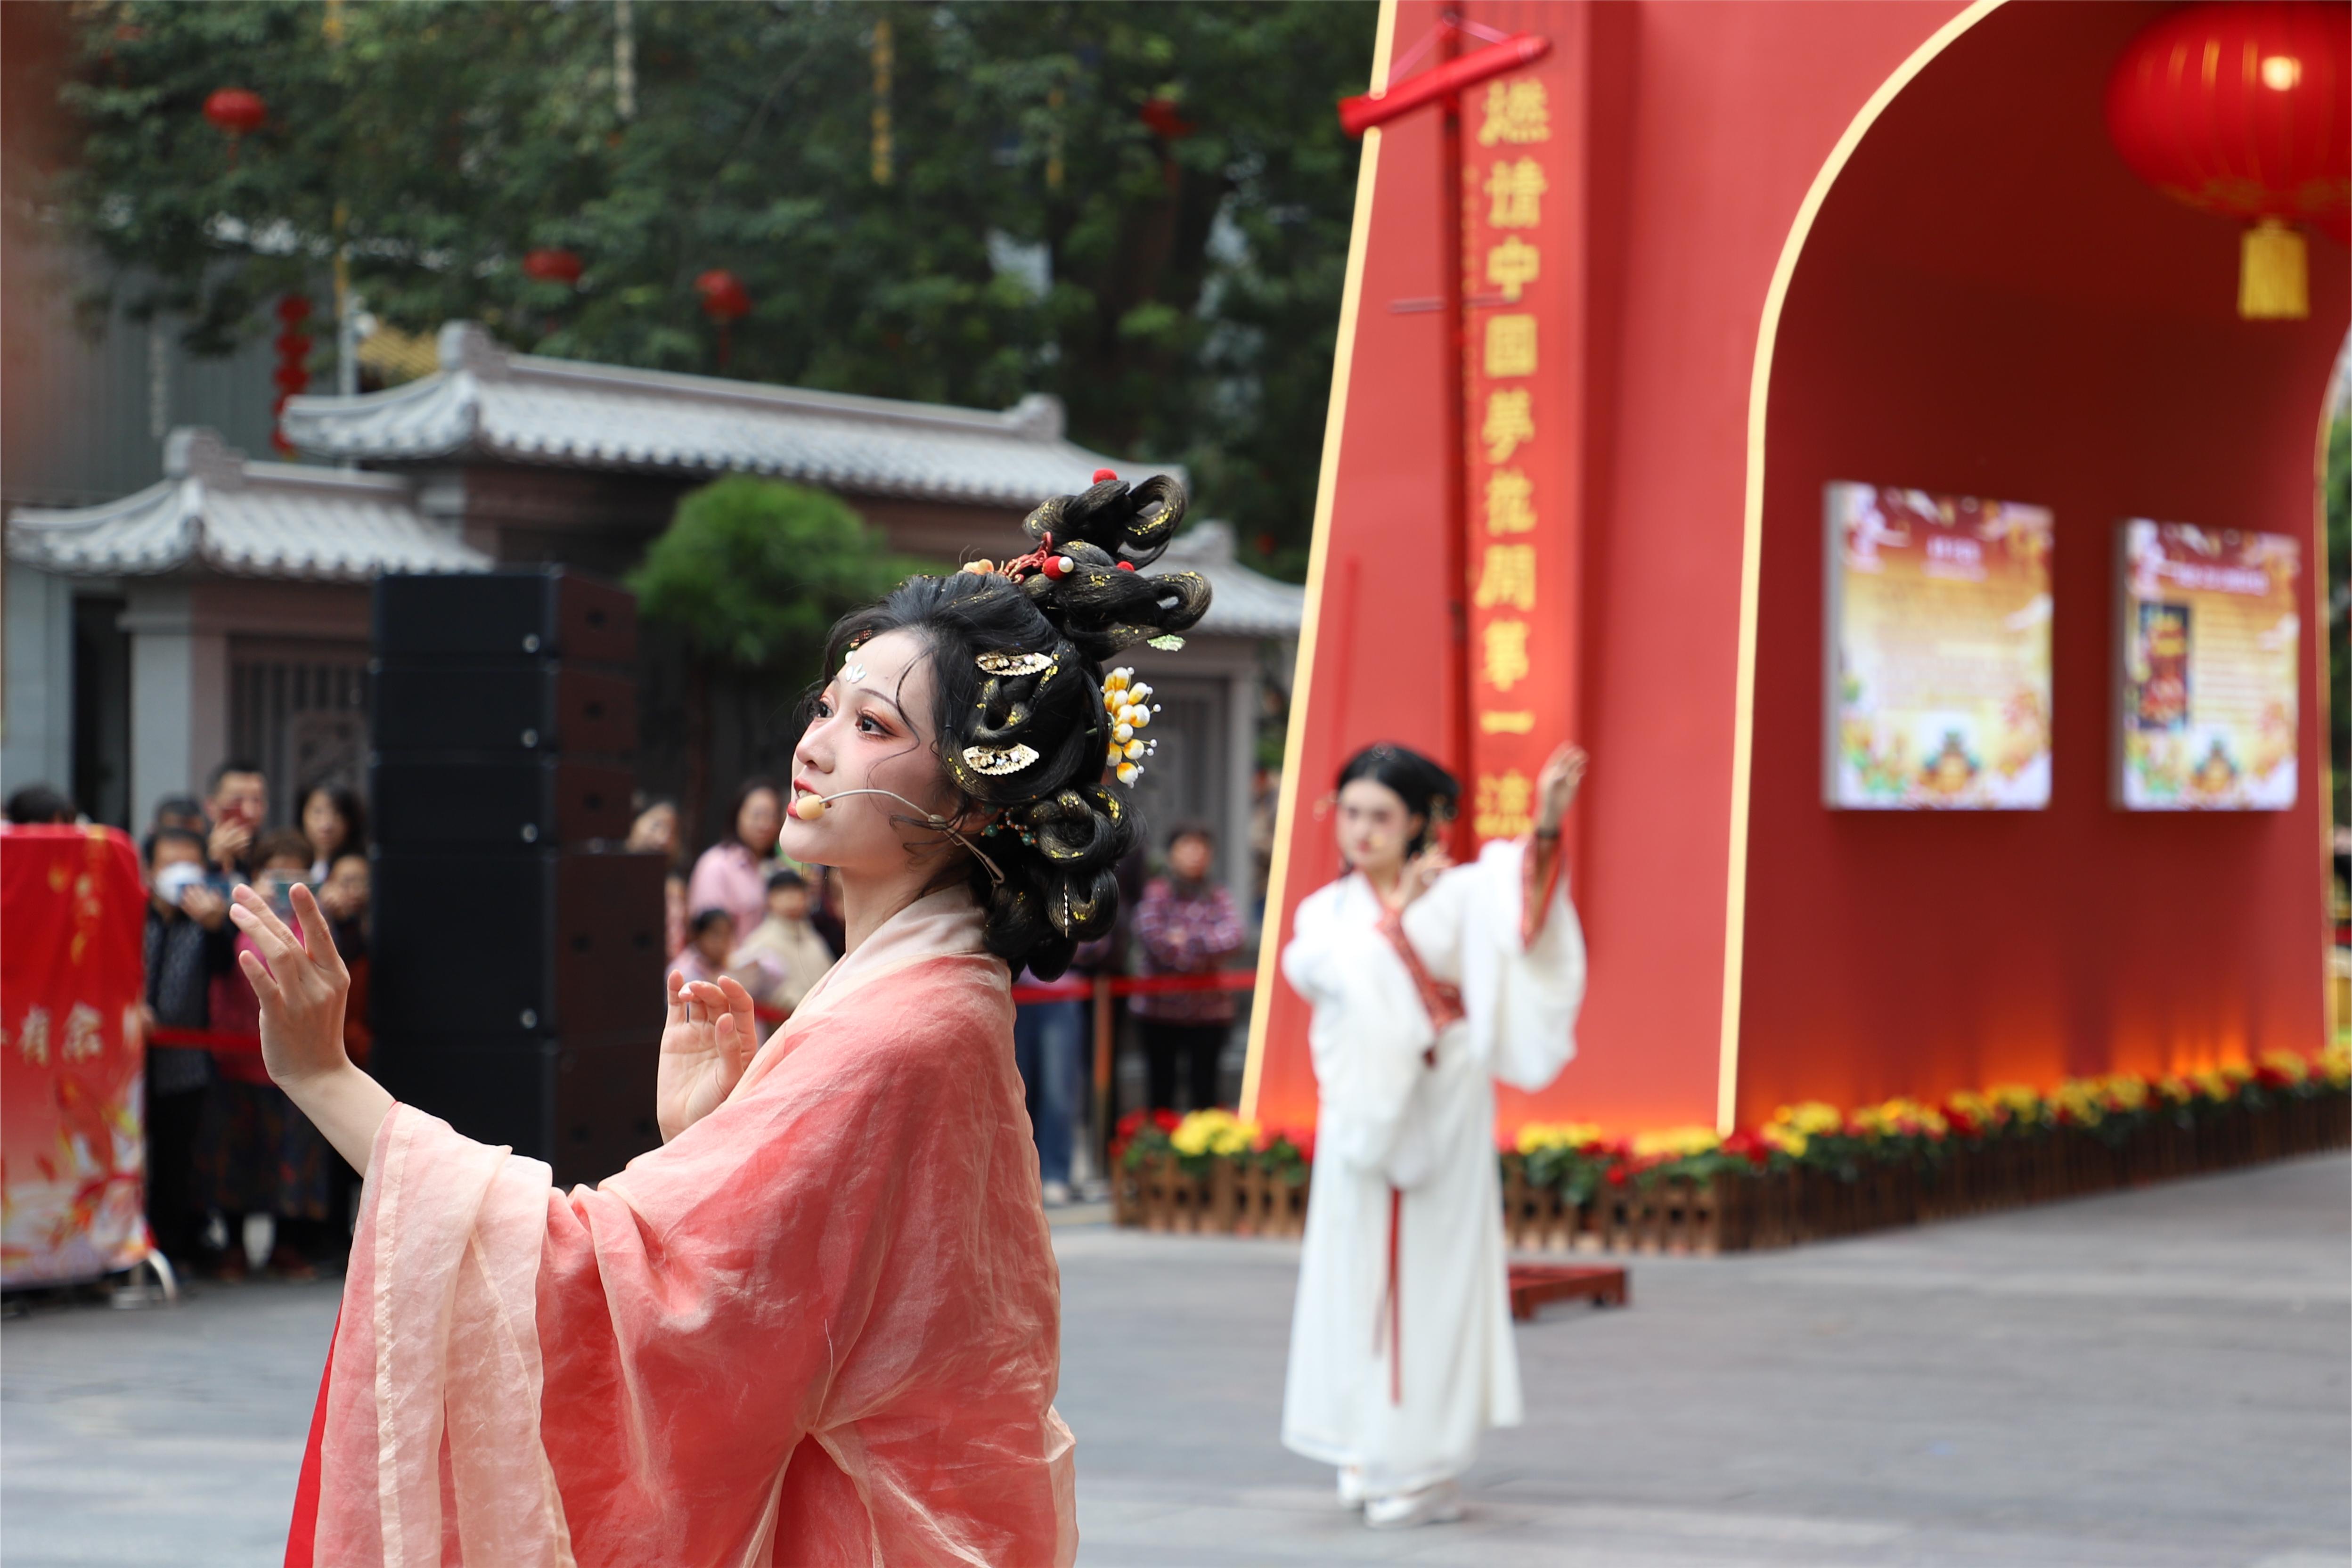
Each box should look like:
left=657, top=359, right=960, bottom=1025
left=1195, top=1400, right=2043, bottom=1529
left=1336, top=1466, right=1367, bottom=1510
left=1040, top=1180, right=1074, bottom=1206
left=1364, top=1480, right=1464, bottom=1529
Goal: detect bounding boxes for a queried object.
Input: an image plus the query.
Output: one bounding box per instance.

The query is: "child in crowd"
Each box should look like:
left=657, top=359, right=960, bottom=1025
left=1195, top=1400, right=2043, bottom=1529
left=199, top=830, right=343, bottom=1280
left=731, top=868, right=835, bottom=1017
left=323, top=855, right=372, bottom=1069
left=666, top=907, right=781, bottom=996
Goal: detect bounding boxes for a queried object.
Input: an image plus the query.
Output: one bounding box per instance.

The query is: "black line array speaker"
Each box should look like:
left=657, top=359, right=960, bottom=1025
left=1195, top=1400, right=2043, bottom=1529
left=369, top=567, right=664, bottom=1186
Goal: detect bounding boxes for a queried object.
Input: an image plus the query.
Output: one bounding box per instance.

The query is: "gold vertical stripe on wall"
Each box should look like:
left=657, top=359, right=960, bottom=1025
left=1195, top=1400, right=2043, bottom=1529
left=1717, top=0, right=2008, bottom=1134
left=1238, top=0, right=1399, bottom=1122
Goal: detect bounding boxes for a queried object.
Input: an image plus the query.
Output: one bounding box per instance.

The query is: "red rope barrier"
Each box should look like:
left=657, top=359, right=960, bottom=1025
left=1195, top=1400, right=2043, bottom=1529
left=149, top=1025, right=266, bottom=1055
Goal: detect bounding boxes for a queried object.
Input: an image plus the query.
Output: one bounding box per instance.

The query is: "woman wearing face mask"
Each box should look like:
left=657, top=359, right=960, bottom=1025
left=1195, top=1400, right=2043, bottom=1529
left=1280, top=740, right=1587, bottom=1531
left=237, top=474, right=1205, bottom=1567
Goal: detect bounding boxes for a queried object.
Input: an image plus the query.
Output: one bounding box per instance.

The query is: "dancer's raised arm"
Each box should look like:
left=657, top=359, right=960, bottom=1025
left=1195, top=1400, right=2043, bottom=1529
left=227, top=882, right=392, bottom=1175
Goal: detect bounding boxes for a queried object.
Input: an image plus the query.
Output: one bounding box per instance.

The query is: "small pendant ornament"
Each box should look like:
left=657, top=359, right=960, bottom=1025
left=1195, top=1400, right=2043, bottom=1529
left=962, top=742, right=1041, bottom=776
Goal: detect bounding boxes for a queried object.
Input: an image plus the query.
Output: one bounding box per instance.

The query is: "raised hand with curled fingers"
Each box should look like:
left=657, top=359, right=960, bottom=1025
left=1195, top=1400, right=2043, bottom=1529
left=226, top=883, right=393, bottom=1175
left=657, top=971, right=764, bottom=1143
left=227, top=882, right=351, bottom=1088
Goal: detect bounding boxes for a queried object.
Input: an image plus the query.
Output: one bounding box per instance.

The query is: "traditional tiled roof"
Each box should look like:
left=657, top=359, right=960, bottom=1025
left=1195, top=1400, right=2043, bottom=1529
left=5, top=428, right=489, bottom=581
left=1161, top=521, right=1305, bottom=639
left=283, top=322, right=1145, bottom=507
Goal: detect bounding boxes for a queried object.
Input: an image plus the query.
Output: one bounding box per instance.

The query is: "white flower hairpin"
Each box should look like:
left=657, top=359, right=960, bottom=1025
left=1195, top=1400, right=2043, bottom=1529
left=1102, top=668, right=1158, bottom=785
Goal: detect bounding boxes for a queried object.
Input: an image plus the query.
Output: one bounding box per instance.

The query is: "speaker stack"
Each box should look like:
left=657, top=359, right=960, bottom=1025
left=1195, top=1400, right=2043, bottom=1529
left=369, top=569, right=666, bottom=1186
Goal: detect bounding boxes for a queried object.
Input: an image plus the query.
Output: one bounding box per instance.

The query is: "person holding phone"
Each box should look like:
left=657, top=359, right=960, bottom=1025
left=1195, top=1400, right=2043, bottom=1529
left=203, top=760, right=269, bottom=881
left=199, top=829, right=339, bottom=1279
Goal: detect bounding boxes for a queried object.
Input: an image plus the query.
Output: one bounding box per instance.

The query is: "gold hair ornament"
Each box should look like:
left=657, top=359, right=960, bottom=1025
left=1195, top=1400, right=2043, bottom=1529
left=975, top=651, right=1054, bottom=676
left=962, top=743, right=1041, bottom=776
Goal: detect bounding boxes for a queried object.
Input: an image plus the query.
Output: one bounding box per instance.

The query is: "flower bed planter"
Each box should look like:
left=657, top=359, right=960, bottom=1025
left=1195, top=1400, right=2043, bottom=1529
left=1114, top=1052, right=2351, bottom=1253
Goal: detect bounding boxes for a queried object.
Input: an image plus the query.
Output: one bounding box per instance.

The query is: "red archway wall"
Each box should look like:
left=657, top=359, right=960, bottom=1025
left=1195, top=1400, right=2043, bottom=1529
left=1734, top=1, right=2347, bottom=1126
left=1245, top=0, right=1974, bottom=1135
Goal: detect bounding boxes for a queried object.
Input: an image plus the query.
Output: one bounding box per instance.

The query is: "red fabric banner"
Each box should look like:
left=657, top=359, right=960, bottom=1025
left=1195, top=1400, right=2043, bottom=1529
left=0, top=825, right=151, bottom=1286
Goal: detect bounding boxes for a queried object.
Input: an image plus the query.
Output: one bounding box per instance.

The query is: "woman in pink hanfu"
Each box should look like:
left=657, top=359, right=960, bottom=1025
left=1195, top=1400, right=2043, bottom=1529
left=239, top=476, right=1208, bottom=1567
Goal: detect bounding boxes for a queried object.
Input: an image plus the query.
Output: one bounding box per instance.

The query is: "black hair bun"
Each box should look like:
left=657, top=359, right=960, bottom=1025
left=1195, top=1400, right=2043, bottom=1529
left=814, top=472, right=1214, bottom=980
left=1018, top=475, right=1209, bottom=662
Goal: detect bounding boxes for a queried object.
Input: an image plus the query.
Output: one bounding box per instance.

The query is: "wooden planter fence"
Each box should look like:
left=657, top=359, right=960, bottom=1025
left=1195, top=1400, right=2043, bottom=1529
left=1114, top=1092, right=2350, bottom=1254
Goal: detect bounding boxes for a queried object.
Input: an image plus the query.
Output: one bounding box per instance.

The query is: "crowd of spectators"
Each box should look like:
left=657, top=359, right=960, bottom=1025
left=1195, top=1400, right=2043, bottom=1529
left=6, top=766, right=373, bottom=1281
left=8, top=765, right=1262, bottom=1228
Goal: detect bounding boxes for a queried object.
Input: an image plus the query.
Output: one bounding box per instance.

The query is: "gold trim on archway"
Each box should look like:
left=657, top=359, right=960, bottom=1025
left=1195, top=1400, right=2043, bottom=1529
left=1715, top=0, right=2009, bottom=1134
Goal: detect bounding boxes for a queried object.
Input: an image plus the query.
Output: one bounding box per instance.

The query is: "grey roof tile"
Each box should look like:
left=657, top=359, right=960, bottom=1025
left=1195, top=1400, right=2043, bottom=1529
left=6, top=428, right=490, bottom=581
left=283, top=322, right=1146, bottom=508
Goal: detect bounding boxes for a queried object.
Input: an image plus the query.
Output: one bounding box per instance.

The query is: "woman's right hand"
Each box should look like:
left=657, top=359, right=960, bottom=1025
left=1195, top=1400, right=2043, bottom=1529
left=657, top=971, right=760, bottom=1143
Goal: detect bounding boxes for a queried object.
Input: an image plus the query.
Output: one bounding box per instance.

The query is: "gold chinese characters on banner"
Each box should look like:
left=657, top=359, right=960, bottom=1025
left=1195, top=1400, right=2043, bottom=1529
left=1463, top=72, right=1567, bottom=842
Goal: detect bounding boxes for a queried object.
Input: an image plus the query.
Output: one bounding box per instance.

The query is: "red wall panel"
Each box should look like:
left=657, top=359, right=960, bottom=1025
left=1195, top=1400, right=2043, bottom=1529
left=1735, top=2, right=2346, bottom=1125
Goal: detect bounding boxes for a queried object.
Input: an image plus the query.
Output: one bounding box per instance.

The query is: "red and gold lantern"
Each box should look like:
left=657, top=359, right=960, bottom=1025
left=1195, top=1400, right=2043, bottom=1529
left=2105, top=1, right=2350, bottom=320
left=695, top=269, right=751, bottom=368
left=203, top=87, right=266, bottom=166
left=522, top=247, right=584, bottom=286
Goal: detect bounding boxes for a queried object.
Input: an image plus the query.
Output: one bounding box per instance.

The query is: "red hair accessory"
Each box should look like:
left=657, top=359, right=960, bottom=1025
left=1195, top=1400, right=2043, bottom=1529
left=1092, top=468, right=1117, bottom=482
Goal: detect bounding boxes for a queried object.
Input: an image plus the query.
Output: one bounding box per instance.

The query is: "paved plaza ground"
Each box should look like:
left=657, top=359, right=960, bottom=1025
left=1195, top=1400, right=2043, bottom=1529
left=4, top=1153, right=2346, bottom=1567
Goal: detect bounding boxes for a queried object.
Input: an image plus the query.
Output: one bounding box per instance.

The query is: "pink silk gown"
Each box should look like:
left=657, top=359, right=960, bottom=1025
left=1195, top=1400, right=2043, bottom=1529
left=285, top=887, right=1076, bottom=1567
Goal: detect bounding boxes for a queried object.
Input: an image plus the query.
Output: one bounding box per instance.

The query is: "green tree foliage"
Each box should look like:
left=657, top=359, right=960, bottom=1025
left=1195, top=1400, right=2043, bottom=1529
left=53, top=0, right=1374, bottom=573
left=628, top=475, right=922, bottom=675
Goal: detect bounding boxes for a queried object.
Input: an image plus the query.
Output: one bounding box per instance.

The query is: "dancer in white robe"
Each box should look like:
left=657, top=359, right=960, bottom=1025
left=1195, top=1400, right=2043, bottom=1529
left=1280, top=740, right=1587, bottom=1528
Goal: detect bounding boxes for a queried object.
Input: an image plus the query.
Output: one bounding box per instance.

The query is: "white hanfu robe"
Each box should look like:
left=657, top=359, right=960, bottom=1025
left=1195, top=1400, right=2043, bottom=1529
left=1279, top=837, right=1585, bottom=1495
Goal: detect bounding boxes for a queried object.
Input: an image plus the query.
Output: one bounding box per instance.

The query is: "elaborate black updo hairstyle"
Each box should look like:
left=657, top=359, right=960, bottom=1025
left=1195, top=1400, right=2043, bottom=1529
left=818, top=473, right=1210, bottom=979
left=1337, top=743, right=1459, bottom=855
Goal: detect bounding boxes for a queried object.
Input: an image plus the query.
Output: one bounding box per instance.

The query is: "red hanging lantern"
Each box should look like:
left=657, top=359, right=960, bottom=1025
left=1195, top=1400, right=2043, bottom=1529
left=1138, top=97, right=1197, bottom=140
left=2105, top=1, right=2350, bottom=320
left=522, top=247, right=584, bottom=286
left=203, top=87, right=266, bottom=166
left=271, top=295, right=312, bottom=455
left=695, top=269, right=751, bottom=368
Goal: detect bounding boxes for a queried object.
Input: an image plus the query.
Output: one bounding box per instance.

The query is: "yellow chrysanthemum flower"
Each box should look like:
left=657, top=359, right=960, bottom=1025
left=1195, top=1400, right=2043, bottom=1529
left=1170, top=1109, right=1259, bottom=1158
left=2259, top=1050, right=2309, bottom=1085
left=1631, top=1126, right=1721, bottom=1160
left=1515, top=1122, right=1603, bottom=1155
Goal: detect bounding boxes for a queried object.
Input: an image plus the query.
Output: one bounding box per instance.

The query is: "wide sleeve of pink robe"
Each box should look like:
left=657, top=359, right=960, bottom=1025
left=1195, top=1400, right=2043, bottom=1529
left=302, top=949, right=1074, bottom=1568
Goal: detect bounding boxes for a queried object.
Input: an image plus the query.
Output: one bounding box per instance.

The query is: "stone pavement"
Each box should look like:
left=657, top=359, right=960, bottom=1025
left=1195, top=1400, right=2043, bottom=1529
left=4, top=1154, right=2345, bottom=1568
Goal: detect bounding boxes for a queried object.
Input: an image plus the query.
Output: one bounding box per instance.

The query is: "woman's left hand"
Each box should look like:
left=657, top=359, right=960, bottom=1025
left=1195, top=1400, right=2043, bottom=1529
left=1534, top=743, right=1588, bottom=836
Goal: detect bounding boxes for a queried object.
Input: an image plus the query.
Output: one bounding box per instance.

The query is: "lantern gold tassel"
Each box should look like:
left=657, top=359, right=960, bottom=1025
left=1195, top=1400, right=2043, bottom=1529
left=2238, top=219, right=2308, bottom=321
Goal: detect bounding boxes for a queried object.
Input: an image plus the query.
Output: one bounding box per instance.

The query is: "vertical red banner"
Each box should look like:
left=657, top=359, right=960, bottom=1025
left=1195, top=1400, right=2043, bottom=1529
left=1459, top=23, right=1579, bottom=850
left=1, top=826, right=150, bottom=1287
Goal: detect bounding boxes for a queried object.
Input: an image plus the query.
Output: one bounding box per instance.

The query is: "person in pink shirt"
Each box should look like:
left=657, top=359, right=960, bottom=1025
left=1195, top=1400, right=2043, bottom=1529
left=686, top=777, right=784, bottom=940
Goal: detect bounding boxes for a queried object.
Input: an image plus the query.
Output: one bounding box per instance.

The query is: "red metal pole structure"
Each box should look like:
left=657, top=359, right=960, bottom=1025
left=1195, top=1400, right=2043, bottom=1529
left=1437, top=24, right=1471, bottom=845
left=1339, top=21, right=1552, bottom=842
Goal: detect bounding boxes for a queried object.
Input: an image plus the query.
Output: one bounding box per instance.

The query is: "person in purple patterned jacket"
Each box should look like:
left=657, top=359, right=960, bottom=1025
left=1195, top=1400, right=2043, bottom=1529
left=1132, top=822, right=1246, bottom=1112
